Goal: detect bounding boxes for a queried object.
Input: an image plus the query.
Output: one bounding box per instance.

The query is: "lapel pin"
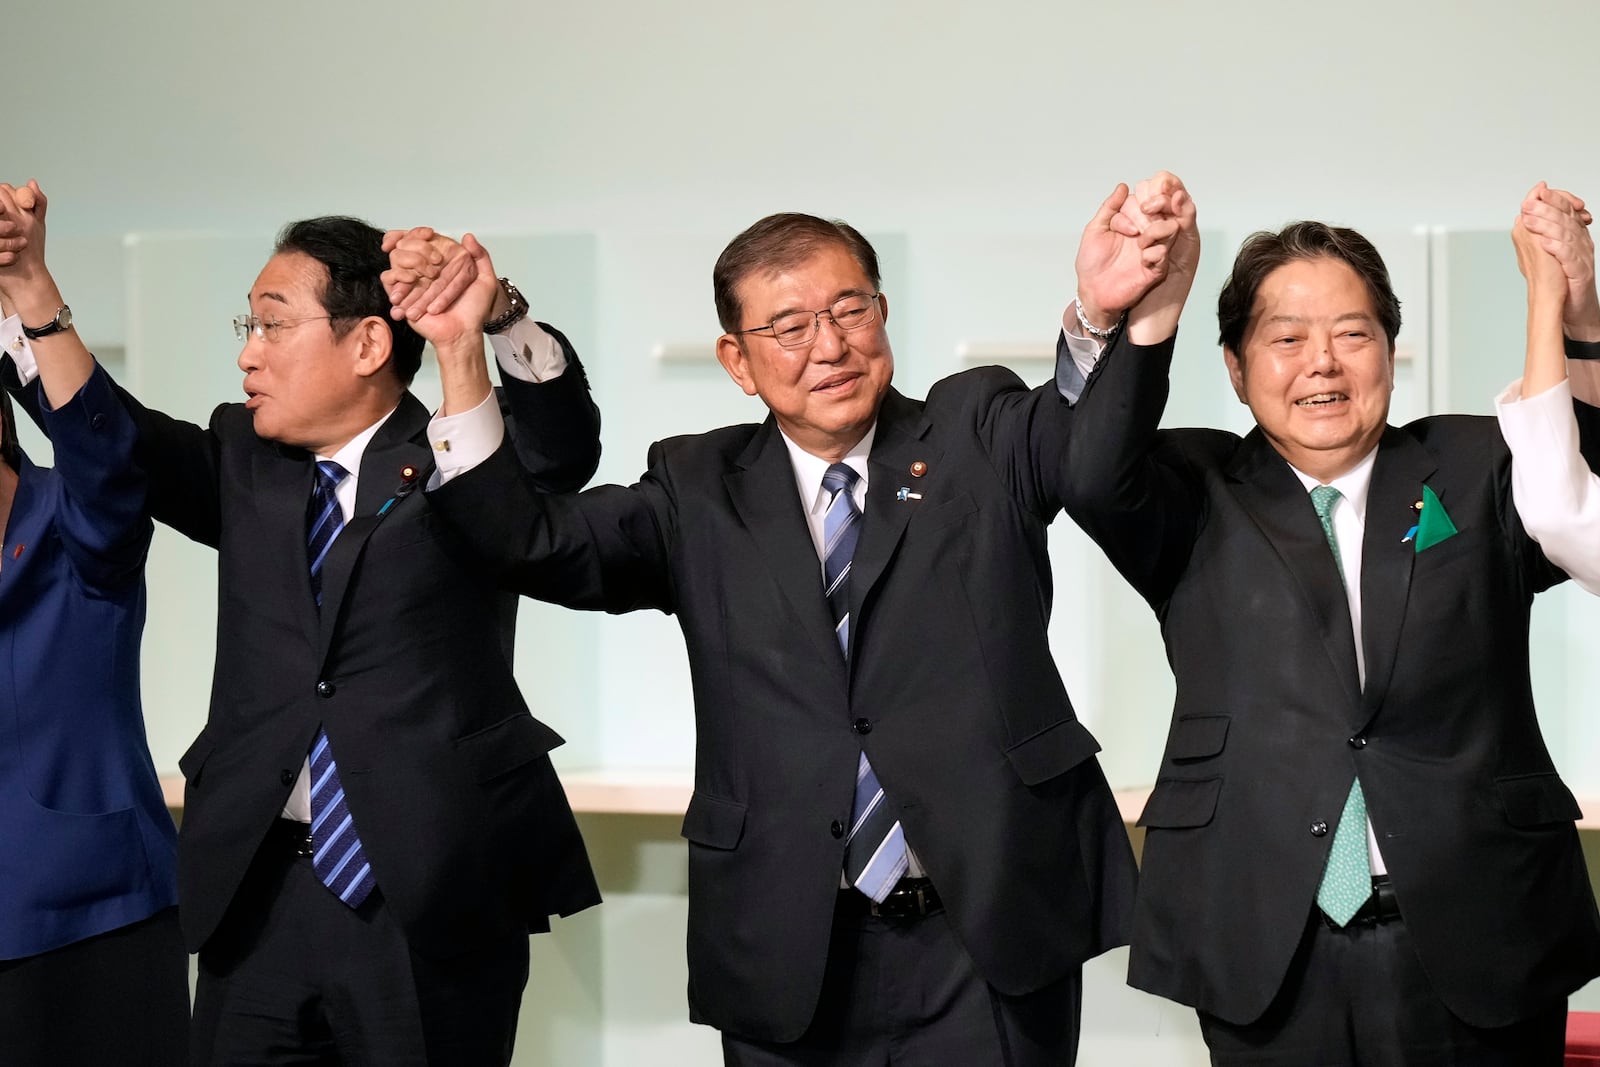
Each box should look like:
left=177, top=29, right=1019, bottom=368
left=896, top=487, right=922, bottom=501
left=910, top=461, right=927, bottom=477
left=1412, top=499, right=1424, bottom=511
left=400, top=464, right=419, bottom=483
left=11, top=544, right=22, bottom=560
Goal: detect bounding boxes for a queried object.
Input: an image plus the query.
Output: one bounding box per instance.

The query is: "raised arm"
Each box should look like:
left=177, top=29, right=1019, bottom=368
left=1058, top=174, right=1207, bottom=605
left=1497, top=188, right=1600, bottom=593
left=0, top=181, right=152, bottom=586
left=386, top=227, right=602, bottom=490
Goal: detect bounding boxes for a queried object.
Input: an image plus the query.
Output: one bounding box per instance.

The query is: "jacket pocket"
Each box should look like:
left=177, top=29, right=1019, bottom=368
left=1137, top=776, right=1222, bottom=829
left=1168, top=715, right=1229, bottom=762
left=680, top=791, right=747, bottom=850
left=1004, top=718, right=1102, bottom=786
left=178, top=728, right=217, bottom=787
left=455, top=714, right=565, bottom=783
left=1496, top=771, right=1582, bottom=827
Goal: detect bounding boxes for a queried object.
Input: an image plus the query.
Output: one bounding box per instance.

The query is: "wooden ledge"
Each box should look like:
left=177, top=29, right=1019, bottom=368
left=159, top=773, right=1600, bottom=830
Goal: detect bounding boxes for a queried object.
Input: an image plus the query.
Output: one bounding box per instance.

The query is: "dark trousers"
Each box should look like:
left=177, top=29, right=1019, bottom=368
left=0, top=905, right=189, bottom=1067
left=191, top=822, right=529, bottom=1066
left=722, top=891, right=1082, bottom=1066
left=1199, top=908, right=1566, bottom=1066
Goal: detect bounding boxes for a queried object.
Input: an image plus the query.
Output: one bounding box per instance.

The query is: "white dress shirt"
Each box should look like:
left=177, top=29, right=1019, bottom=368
left=1496, top=377, right=1600, bottom=595
left=776, top=425, right=930, bottom=881
left=1286, top=450, right=1389, bottom=875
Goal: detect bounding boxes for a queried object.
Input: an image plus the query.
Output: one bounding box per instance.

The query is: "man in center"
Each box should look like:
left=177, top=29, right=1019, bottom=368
left=404, top=205, right=1171, bottom=1063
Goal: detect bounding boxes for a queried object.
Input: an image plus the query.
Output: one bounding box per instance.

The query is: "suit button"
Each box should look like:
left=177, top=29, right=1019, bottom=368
left=316, top=680, right=336, bottom=698
left=1348, top=735, right=1368, bottom=749
left=90, top=412, right=107, bottom=431
left=1310, top=820, right=1329, bottom=837
left=852, top=718, right=872, bottom=734
left=280, top=769, right=295, bottom=786
left=830, top=820, right=845, bottom=839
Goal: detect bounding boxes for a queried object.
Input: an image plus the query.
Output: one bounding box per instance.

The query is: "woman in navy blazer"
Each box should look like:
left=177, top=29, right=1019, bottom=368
left=0, top=181, right=186, bottom=1067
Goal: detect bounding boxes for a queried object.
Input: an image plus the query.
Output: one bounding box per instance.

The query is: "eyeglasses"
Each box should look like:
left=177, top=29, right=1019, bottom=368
left=233, top=313, right=333, bottom=343
left=733, top=292, right=881, bottom=349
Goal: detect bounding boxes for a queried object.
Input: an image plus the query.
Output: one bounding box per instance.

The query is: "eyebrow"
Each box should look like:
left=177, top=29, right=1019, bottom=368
left=1260, top=311, right=1378, bottom=329
left=250, top=290, right=292, bottom=306
left=766, top=287, right=874, bottom=321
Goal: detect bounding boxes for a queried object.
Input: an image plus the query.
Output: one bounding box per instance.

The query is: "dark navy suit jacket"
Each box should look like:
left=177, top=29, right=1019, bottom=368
left=0, top=361, right=176, bottom=960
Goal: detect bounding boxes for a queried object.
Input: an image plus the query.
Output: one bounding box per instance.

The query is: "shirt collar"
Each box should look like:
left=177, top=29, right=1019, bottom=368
left=317, top=405, right=399, bottom=478
left=779, top=423, right=877, bottom=517
left=1288, top=444, right=1378, bottom=524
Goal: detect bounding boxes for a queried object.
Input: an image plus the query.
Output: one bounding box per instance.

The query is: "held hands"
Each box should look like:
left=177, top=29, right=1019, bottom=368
left=1119, top=172, right=1199, bottom=345
left=384, top=229, right=501, bottom=355
left=0, top=180, right=50, bottom=300
left=1511, top=216, right=1567, bottom=307
left=381, top=226, right=481, bottom=323
left=1075, top=181, right=1179, bottom=329
left=1519, top=181, right=1599, bottom=341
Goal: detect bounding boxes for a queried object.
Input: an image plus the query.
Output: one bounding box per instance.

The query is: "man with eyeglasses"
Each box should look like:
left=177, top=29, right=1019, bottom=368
left=0, top=196, right=605, bottom=1064
left=393, top=204, right=1178, bottom=1064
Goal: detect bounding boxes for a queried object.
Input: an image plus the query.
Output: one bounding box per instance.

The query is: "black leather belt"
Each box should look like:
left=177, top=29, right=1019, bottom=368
left=842, top=877, right=944, bottom=921
left=1324, top=875, right=1401, bottom=929
left=269, top=818, right=315, bottom=858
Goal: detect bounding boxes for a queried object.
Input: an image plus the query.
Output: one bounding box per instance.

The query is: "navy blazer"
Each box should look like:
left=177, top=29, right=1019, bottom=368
left=0, top=363, right=176, bottom=960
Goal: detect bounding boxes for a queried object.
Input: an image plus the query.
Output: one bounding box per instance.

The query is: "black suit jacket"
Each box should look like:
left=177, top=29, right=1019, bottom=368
left=430, top=366, right=1139, bottom=1041
left=1062, top=331, right=1600, bottom=1027
left=112, top=334, right=604, bottom=957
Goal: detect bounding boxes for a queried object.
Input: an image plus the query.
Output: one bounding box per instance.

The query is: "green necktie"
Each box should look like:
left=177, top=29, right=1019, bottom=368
left=1309, top=485, right=1373, bottom=926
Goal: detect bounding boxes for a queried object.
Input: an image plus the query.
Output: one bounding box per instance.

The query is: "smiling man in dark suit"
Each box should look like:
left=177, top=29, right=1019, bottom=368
left=0, top=194, right=605, bottom=1065
left=395, top=203, right=1177, bottom=1064
left=1062, top=173, right=1600, bottom=1065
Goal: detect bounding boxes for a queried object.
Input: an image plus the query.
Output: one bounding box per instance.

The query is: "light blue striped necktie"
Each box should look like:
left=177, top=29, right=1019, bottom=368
left=822, top=463, right=908, bottom=902
left=306, top=460, right=376, bottom=908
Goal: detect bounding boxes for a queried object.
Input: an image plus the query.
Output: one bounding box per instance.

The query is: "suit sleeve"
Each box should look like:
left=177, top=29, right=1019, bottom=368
left=495, top=322, right=602, bottom=492
left=1058, top=328, right=1202, bottom=606
left=22, top=361, right=153, bottom=592
left=5, top=352, right=225, bottom=548
left=425, top=434, right=674, bottom=615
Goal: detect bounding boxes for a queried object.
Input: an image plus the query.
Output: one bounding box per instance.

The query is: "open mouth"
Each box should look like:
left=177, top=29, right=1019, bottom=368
left=1295, top=392, right=1347, bottom=407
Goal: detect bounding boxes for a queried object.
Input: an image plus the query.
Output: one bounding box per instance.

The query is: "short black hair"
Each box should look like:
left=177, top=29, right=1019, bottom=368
left=713, top=213, right=881, bottom=334
left=275, top=216, right=425, bottom=385
left=1217, top=221, right=1401, bottom=358
left=0, top=387, right=17, bottom=470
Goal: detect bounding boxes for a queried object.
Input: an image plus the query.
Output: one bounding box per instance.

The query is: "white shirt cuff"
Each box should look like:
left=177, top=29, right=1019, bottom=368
left=427, top=390, right=506, bottom=488
left=1, top=314, right=40, bottom=384
left=489, top=319, right=566, bottom=384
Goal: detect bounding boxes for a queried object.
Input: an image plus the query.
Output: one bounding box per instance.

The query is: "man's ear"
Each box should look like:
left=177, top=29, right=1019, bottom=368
left=716, top=335, right=759, bottom=397
left=350, top=316, right=396, bottom=380
left=1223, top=345, right=1248, bottom=404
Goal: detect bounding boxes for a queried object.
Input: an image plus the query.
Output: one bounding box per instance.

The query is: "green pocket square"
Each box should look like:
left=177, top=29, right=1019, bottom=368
left=1413, top=484, right=1458, bottom=553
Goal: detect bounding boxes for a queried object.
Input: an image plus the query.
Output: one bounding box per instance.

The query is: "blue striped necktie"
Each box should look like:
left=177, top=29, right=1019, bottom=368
left=305, top=460, right=376, bottom=908
left=822, top=463, right=908, bottom=902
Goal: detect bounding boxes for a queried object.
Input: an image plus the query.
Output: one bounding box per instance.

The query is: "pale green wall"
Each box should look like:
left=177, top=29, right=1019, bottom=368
left=12, top=0, right=1600, bottom=1062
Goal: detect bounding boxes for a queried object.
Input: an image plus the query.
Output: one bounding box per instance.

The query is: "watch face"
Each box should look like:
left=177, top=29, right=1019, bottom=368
left=56, top=306, right=72, bottom=330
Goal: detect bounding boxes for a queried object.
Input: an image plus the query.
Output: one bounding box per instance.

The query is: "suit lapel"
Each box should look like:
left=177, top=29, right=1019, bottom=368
left=255, top=442, right=322, bottom=651
left=1355, top=428, right=1435, bottom=731
left=315, top=394, right=433, bottom=661
left=724, top=419, right=846, bottom=680
left=852, top=390, right=937, bottom=653
left=1224, top=432, right=1362, bottom=712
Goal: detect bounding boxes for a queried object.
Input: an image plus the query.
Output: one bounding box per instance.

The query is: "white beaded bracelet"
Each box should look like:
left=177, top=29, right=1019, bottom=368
left=1074, top=295, right=1124, bottom=340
